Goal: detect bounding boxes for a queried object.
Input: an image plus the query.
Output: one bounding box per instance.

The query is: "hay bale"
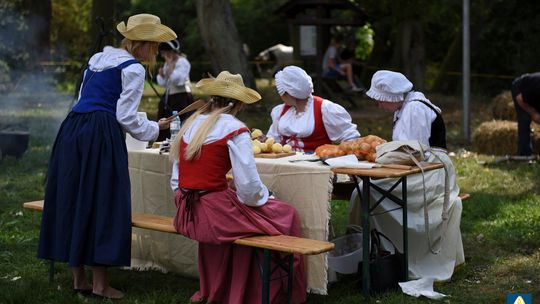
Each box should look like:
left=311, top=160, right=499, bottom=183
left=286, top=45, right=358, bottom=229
left=472, top=120, right=540, bottom=155
left=491, top=91, right=516, bottom=121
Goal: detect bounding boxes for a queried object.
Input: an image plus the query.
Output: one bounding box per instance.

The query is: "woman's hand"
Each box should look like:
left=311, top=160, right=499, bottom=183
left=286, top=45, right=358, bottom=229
left=158, top=118, right=171, bottom=130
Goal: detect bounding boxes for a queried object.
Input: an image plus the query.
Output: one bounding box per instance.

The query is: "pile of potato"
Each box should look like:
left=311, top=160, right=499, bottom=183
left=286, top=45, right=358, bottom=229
left=250, top=128, right=292, bottom=155
left=314, top=135, right=387, bottom=162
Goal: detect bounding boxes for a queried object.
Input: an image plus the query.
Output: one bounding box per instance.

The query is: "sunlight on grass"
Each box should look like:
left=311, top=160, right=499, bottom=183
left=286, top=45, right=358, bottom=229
left=1, top=91, right=539, bottom=303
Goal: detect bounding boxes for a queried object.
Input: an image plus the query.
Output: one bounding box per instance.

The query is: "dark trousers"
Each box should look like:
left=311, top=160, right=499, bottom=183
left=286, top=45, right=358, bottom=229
left=511, top=78, right=533, bottom=156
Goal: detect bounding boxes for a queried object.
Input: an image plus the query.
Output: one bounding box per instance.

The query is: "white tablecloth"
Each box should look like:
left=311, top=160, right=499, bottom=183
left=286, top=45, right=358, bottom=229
left=128, top=149, right=333, bottom=294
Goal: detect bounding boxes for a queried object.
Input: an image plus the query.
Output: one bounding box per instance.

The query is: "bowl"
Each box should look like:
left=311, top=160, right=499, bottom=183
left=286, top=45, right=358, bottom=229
left=327, top=233, right=364, bottom=274
left=0, top=130, right=29, bottom=159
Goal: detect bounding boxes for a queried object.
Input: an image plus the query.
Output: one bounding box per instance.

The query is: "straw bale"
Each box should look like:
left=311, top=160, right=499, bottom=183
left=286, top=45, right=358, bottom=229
left=491, top=91, right=516, bottom=121
left=472, top=120, right=540, bottom=155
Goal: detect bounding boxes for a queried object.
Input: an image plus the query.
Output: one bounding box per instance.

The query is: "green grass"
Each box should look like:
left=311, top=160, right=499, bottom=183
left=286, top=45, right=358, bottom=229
left=1, top=88, right=540, bottom=303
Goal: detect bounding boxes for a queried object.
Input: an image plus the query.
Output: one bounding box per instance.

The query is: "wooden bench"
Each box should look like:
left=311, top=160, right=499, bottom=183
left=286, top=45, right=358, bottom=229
left=23, top=200, right=334, bottom=304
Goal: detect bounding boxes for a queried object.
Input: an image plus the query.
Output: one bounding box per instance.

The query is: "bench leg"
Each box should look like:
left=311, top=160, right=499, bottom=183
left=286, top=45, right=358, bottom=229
left=257, top=249, right=295, bottom=304
left=287, top=254, right=293, bottom=304
left=49, top=260, right=54, bottom=283
left=262, top=249, right=270, bottom=304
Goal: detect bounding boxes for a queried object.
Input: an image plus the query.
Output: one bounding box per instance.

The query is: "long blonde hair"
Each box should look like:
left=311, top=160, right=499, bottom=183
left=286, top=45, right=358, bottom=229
left=121, top=38, right=158, bottom=70
left=169, top=97, right=242, bottom=162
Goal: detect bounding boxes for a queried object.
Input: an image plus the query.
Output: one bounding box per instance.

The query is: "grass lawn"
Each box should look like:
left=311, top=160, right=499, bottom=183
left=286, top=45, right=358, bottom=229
left=1, top=84, right=539, bottom=303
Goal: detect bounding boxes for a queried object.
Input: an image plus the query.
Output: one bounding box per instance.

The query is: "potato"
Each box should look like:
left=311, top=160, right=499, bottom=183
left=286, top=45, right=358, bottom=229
left=252, top=139, right=262, bottom=147
left=253, top=145, right=261, bottom=154
left=251, top=129, right=263, bottom=139
left=265, top=137, right=275, bottom=147
left=282, top=144, right=292, bottom=153
left=259, top=142, right=268, bottom=152
left=272, top=143, right=283, bottom=153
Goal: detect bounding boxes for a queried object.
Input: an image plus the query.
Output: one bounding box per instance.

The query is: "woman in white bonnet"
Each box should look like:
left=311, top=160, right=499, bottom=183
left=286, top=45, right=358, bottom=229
left=366, top=70, right=446, bottom=148
left=349, top=70, right=465, bottom=282
left=267, top=65, right=360, bottom=152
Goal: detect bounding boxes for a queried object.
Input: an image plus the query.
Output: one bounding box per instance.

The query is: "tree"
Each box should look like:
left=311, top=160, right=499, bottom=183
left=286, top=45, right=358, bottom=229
left=90, top=0, right=116, bottom=50
left=21, top=0, right=52, bottom=64
left=195, top=0, right=255, bottom=88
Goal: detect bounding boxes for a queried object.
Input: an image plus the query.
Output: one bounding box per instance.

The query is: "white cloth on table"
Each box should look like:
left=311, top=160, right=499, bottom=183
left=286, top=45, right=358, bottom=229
left=392, top=91, right=441, bottom=147
left=349, top=150, right=464, bottom=281
left=82, top=46, right=159, bottom=141
left=170, top=114, right=268, bottom=206
left=266, top=96, right=360, bottom=150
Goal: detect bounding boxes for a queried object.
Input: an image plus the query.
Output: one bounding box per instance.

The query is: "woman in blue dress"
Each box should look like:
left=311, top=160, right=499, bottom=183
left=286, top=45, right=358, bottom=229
left=37, top=14, right=176, bottom=299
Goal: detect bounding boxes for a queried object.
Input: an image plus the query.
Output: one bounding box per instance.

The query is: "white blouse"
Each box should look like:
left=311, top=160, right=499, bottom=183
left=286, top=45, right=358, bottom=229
left=170, top=114, right=269, bottom=207
left=82, top=46, right=159, bottom=142
left=392, top=91, right=441, bottom=147
left=266, top=96, right=360, bottom=150
left=156, top=57, right=192, bottom=94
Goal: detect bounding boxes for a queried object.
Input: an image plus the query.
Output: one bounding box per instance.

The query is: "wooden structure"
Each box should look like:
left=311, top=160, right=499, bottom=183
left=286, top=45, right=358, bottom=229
left=23, top=200, right=333, bottom=304
left=275, top=0, right=367, bottom=106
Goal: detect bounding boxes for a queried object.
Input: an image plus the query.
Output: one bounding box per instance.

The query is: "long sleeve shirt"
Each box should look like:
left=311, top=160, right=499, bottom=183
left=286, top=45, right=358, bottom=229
left=267, top=96, right=360, bottom=147
left=84, top=46, right=159, bottom=141
left=170, top=114, right=268, bottom=207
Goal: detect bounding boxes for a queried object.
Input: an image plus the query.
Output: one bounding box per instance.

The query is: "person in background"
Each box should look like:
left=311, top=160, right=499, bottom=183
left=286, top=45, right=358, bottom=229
left=37, top=14, right=175, bottom=300
left=267, top=65, right=360, bottom=152
left=349, top=70, right=464, bottom=282
left=322, top=36, right=362, bottom=92
left=156, top=39, right=193, bottom=141
left=169, top=71, right=306, bottom=304
left=339, top=38, right=366, bottom=90
left=511, top=72, right=540, bottom=156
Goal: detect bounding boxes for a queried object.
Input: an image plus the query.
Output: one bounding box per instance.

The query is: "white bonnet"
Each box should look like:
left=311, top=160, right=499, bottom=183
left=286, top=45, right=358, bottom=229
left=366, top=70, right=413, bottom=102
left=275, top=65, right=313, bottom=99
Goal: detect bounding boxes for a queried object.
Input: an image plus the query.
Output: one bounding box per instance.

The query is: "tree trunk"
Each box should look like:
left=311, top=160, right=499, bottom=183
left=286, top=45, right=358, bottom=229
left=21, top=0, right=51, bottom=64
left=432, top=28, right=462, bottom=94
left=401, top=21, right=425, bottom=90
left=195, top=0, right=255, bottom=88
left=91, top=0, right=116, bottom=52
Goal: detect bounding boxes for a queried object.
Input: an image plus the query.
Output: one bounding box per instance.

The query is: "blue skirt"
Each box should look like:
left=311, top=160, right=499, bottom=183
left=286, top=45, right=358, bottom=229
left=37, top=111, right=132, bottom=267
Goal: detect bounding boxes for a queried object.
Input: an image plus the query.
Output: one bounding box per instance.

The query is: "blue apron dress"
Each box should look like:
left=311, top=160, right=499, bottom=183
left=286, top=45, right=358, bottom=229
left=37, top=59, right=139, bottom=267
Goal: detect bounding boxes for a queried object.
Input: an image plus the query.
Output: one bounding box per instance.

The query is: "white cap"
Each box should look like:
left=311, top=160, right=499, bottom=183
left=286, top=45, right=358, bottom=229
left=366, top=70, right=413, bottom=102
left=275, top=66, right=313, bottom=99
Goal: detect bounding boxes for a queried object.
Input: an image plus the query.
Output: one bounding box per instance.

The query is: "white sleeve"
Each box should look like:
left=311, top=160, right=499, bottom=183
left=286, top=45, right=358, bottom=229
left=116, top=63, right=159, bottom=142
left=266, top=105, right=284, bottom=141
left=156, top=63, right=167, bottom=86
left=321, top=100, right=361, bottom=142
left=228, top=132, right=269, bottom=207
left=392, top=102, right=435, bottom=146
left=170, top=160, right=179, bottom=193
left=168, top=58, right=190, bottom=87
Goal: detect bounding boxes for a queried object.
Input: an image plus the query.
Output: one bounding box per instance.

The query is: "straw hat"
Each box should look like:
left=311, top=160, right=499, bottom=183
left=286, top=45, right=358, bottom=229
left=117, top=14, right=177, bottom=42
left=196, top=71, right=262, bottom=104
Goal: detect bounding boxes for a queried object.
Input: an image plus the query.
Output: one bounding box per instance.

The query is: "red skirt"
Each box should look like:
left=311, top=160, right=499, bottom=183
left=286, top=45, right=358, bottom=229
left=174, top=188, right=306, bottom=304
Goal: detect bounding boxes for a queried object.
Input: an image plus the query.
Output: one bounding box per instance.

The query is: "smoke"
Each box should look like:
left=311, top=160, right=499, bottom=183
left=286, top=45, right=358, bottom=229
left=0, top=3, right=72, bottom=145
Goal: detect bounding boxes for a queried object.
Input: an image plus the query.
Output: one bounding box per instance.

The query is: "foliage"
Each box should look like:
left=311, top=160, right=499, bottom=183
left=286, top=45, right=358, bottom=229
left=354, top=23, right=374, bottom=61
left=0, top=0, right=30, bottom=90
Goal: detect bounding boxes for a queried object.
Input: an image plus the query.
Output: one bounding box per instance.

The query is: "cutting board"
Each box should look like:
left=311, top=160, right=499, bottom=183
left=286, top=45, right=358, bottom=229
left=254, top=152, right=296, bottom=158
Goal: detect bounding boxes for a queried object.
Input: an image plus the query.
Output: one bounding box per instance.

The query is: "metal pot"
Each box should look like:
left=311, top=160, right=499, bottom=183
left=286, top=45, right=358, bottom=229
left=0, top=130, right=29, bottom=159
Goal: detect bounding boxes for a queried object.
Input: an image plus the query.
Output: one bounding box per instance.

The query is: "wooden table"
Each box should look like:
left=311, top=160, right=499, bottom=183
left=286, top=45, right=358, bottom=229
left=331, top=162, right=444, bottom=297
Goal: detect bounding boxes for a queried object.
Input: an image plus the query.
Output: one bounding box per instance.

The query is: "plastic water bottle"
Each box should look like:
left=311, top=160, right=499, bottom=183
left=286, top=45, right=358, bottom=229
left=170, top=111, right=181, bottom=140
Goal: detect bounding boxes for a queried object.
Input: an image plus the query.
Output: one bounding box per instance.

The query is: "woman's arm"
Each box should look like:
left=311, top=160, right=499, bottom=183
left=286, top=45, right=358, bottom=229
left=516, top=94, right=540, bottom=123
left=168, top=58, right=191, bottom=87
left=321, top=100, right=360, bottom=142
left=228, top=132, right=269, bottom=207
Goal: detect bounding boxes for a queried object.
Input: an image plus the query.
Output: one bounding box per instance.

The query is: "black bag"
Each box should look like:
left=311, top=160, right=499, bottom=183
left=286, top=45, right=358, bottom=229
left=357, top=229, right=405, bottom=294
